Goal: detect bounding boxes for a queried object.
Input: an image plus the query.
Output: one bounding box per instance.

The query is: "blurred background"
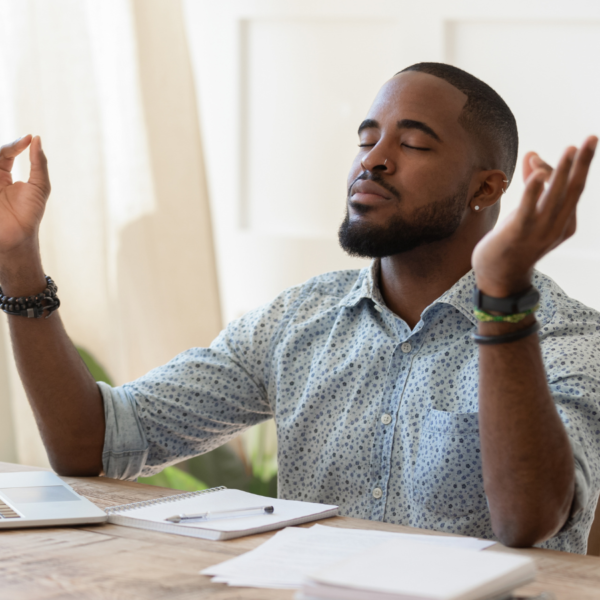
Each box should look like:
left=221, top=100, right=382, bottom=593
left=0, top=0, right=599, bottom=494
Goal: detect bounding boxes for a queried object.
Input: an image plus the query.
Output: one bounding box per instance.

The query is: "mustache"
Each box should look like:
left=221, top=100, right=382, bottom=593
left=348, top=170, right=401, bottom=201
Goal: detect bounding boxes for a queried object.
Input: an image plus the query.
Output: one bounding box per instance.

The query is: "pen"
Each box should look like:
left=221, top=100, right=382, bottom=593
left=165, top=505, right=274, bottom=523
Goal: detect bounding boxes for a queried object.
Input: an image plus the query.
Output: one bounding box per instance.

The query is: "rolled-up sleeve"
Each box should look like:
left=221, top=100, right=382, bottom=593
left=99, top=382, right=149, bottom=480
left=561, top=439, right=593, bottom=530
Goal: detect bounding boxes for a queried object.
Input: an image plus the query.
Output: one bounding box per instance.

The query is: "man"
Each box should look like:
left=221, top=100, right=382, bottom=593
left=0, top=63, right=598, bottom=553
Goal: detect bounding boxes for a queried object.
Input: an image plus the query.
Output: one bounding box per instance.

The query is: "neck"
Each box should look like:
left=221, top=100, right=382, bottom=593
left=378, top=237, right=473, bottom=329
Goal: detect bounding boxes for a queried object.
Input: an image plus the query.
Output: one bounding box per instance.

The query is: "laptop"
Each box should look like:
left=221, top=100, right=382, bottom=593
left=0, top=471, right=107, bottom=529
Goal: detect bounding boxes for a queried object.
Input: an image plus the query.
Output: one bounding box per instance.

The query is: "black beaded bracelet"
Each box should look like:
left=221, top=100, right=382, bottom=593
left=0, top=275, right=60, bottom=319
left=471, top=320, right=541, bottom=345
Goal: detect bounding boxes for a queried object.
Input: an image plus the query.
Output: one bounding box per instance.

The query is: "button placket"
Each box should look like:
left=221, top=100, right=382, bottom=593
left=378, top=336, right=422, bottom=522
left=370, top=339, right=418, bottom=521
left=368, top=344, right=404, bottom=521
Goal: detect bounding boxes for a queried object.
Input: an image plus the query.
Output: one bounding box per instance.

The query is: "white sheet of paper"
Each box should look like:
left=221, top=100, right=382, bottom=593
left=201, top=524, right=496, bottom=589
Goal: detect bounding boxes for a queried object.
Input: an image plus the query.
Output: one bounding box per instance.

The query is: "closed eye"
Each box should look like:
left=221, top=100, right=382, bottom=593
left=358, top=143, right=430, bottom=150
left=402, top=144, right=430, bottom=151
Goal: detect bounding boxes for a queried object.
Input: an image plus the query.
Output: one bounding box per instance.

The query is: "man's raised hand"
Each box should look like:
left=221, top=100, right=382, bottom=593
left=0, top=135, right=50, bottom=257
left=472, top=135, right=598, bottom=298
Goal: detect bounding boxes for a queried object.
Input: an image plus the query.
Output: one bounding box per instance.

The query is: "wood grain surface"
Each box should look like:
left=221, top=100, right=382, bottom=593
left=0, top=462, right=598, bottom=600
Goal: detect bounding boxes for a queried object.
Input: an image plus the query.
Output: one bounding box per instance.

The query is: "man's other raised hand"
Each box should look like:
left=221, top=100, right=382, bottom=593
left=0, top=135, right=105, bottom=477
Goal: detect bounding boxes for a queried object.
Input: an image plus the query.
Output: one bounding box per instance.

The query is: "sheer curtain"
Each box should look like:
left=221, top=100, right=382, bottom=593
left=0, top=0, right=222, bottom=466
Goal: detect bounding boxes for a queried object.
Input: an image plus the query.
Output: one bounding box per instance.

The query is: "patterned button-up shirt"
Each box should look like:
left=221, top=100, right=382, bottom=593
left=100, top=261, right=600, bottom=553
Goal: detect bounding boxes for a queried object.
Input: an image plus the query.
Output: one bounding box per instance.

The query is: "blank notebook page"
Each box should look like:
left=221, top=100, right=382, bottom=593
left=112, top=489, right=336, bottom=533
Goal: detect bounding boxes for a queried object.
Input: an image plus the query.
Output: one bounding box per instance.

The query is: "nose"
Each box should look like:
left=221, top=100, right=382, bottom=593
left=361, top=146, right=394, bottom=173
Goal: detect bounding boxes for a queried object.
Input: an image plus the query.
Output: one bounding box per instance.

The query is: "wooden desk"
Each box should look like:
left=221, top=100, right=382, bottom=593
left=1, top=462, right=599, bottom=600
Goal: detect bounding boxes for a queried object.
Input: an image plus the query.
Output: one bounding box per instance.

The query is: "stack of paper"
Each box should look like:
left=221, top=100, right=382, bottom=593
left=301, top=537, right=535, bottom=600
left=201, top=524, right=496, bottom=590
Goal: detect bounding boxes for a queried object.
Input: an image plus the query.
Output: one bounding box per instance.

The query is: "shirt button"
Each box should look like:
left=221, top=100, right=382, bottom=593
left=401, top=342, right=412, bottom=353
left=374, top=304, right=383, bottom=313
left=372, top=487, right=383, bottom=499
left=381, top=414, right=392, bottom=425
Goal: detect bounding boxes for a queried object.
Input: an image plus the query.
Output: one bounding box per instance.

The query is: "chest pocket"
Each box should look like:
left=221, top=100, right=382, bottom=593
left=412, top=409, right=487, bottom=519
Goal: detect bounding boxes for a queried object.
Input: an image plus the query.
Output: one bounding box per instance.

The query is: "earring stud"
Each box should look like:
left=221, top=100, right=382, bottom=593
left=474, top=205, right=480, bottom=211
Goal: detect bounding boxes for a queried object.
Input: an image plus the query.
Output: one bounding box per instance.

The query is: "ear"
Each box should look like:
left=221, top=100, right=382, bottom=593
left=469, top=170, right=507, bottom=214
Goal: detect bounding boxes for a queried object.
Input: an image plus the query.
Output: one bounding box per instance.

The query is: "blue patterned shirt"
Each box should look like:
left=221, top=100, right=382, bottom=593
left=100, top=261, right=600, bottom=553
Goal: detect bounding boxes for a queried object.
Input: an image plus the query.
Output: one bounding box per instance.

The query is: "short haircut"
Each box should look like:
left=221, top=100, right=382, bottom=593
left=399, top=63, right=519, bottom=183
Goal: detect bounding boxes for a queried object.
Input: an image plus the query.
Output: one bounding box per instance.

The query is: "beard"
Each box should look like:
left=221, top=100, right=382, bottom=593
left=338, top=176, right=469, bottom=258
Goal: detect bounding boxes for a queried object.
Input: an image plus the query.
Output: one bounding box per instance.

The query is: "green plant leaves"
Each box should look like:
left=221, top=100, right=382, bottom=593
left=139, top=466, right=207, bottom=491
left=77, top=347, right=114, bottom=386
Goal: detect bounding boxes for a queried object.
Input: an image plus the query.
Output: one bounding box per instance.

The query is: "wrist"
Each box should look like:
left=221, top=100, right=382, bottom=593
left=478, top=313, right=537, bottom=334
left=0, top=243, right=46, bottom=297
left=0, top=274, right=59, bottom=319
left=474, top=271, right=532, bottom=299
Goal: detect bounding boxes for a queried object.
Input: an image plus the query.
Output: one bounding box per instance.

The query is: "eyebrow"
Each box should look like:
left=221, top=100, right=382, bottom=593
left=357, top=118, right=442, bottom=142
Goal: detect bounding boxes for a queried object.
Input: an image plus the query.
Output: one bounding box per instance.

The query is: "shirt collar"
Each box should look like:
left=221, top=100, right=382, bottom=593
left=339, top=259, right=478, bottom=325
left=432, top=269, right=478, bottom=325
left=338, top=260, right=382, bottom=309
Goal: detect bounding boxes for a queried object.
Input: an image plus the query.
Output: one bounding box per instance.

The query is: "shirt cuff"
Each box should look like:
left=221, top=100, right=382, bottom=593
left=560, top=439, right=592, bottom=532
left=98, top=381, right=149, bottom=481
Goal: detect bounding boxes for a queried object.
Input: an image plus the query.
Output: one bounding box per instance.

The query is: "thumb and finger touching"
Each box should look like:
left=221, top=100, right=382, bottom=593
left=28, top=136, right=50, bottom=194
left=516, top=137, right=596, bottom=263
left=0, top=135, right=33, bottom=176
left=522, top=151, right=553, bottom=183
left=517, top=169, right=547, bottom=218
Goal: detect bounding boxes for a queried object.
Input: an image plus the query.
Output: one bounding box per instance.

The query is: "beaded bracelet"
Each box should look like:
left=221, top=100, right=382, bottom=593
left=473, top=304, right=539, bottom=323
left=0, top=275, right=60, bottom=319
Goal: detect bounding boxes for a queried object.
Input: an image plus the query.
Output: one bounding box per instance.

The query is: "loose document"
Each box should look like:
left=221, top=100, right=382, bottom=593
left=201, top=524, right=496, bottom=590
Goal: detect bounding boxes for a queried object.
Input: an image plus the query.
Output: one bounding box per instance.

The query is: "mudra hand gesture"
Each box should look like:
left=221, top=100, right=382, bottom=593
left=0, top=135, right=50, bottom=259
left=472, top=135, right=598, bottom=297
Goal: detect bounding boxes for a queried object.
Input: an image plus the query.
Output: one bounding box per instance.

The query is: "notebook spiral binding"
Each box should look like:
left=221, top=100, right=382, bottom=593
left=105, top=486, right=227, bottom=515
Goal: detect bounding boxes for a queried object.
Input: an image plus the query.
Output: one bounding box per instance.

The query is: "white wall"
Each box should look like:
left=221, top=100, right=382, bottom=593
left=183, top=0, right=600, bottom=321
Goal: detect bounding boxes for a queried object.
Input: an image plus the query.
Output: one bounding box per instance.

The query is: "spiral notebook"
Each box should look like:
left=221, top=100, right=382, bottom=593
left=105, top=487, right=338, bottom=541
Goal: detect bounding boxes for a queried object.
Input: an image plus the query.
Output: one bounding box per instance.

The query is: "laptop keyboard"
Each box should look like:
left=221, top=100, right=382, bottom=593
left=0, top=499, right=20, bottom=519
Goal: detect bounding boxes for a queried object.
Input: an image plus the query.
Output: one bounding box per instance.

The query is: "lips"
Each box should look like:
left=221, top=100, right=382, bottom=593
left=350, top=179, right=393, bottom=206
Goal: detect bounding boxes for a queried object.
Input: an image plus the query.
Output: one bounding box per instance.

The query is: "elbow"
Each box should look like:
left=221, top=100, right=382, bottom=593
left=492, top=508, right=569, bottom=548
left=48, top=451, right=103, bottom=478
left=53, top=464, right=103, bottom=478
left=494, top=522, right=548, bottom=548
left=489, top=478, right=575, bottom=548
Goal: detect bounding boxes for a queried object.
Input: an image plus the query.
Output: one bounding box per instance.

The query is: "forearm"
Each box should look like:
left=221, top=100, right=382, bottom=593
left=478, top=316, right=574, bottom=547
left=0, top=246, right=105, bottom=476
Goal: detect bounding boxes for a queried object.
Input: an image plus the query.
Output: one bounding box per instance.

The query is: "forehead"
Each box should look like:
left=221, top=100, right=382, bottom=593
left=366, top=71, right=469, bottom=140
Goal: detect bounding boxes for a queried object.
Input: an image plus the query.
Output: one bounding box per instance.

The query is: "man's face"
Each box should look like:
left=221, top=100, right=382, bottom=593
left=339, top=71, right=477, bottom=258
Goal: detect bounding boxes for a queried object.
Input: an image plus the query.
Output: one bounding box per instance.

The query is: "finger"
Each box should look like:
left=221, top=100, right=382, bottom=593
left=517, top=168, right=546, bottom=218
left=0, top=135, right=33, bottom=174
left=564, top=212, right=577, bottom=240
left=28, top=136, right=51, bottom=194
left=538, top=146, right=577, bottom=215
left=522, top=151, right=553, bottom=183
left=559, top=135, right=598, bottom=217
left=548, top=211, right=577, bottom=254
